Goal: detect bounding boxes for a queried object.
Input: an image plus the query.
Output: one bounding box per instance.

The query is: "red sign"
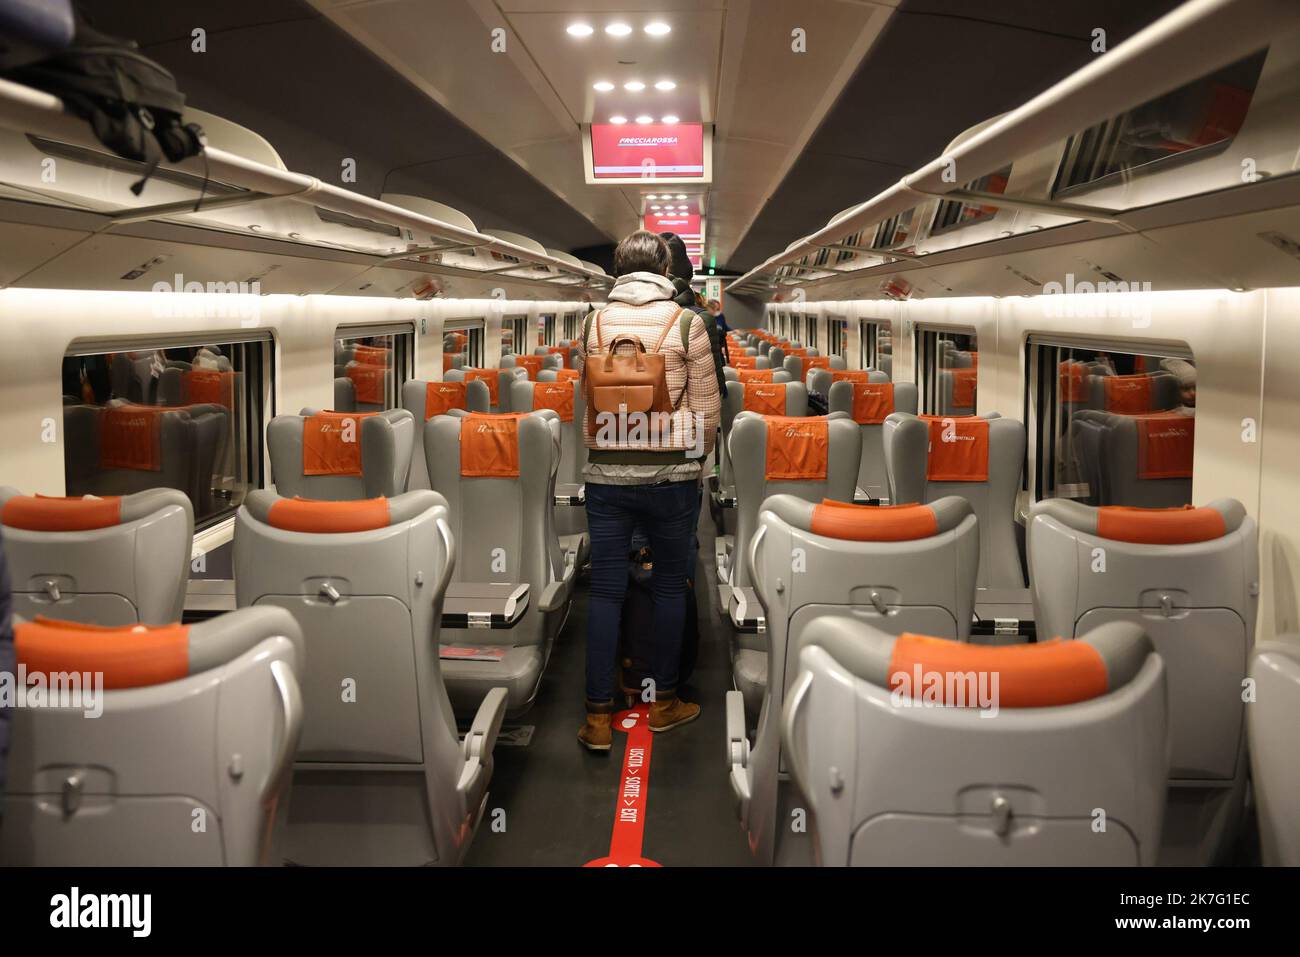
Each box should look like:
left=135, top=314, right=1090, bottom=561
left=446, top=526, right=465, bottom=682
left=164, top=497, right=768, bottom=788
left=591, top=123, right=705, bottom=179
left=583, top=708, right=661, bottom=867
left=642, top=212, right=702, bottom=241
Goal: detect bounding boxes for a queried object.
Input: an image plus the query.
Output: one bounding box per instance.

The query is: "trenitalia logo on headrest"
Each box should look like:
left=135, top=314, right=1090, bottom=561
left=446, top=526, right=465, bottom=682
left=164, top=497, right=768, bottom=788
left=475, top=422, right=512, bottom=433
left=616, top=136, right=679, bottom=147
left=782, top=427, right=816, bottom=439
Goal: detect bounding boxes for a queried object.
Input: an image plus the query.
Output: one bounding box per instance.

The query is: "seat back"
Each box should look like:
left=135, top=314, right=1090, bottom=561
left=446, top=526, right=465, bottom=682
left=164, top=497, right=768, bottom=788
left=501, top=353, right=559, bottom=380
left=783, top=354, right=831, bottom=385
left=1101, top=412, right=1194, bottom=508
left=510, top=378, right=582, bottom=486
left=424, top=411, right=562, bottom=650
left=883, top=412, right=1026, bottom=587
left=234, top=491, right=487, bottom=864
left=826, top=376, right=915, bottom=502
left=1027, top=497, right=1256, bottom=862
left=401, top=379, right=490, bottom=490
left=1, top=606, right=303, bottom=866
left=1249, top=636, right=1300, bottom=866
left=727, top=411, right=860, bottom=588
left=720, top=381, right=807, bottom=492
left=267, top=408, right=414, bottom=500
left=453, top=367, right=524, bottom=412
left=938, top=368, right=978, bottom=416
left=0, top=488, right=192, bottom=625
left=784, top=620, right=1167, bottom=865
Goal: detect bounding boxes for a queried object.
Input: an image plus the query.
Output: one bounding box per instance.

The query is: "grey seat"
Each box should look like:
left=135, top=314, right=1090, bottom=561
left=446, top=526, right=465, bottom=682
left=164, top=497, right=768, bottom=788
left=727, top=495, right=979, bottom=862
left=1027, top=498, right=1256, bottom=865
left=401, top=378, right=491, bottom=491
left=234, top=491, right=506, bottom=865
left=1249, top=634, right=1300, bottom=866
left=450, top=367, right=524, bottom=413
left=782, top=619, right=1167, bottom=865
left=782, top=354, right=834, bottom=385
left=0, top=487, right=192, bottom=625
left=883, top=412, right=1026, bottom=588
left=723, top=366, right=789, bottom=383
left=1, top=606, right=304, bottom=866
left=342, top=359, right=390, bottom=414
left=425, top=410, right=574, bottom=714
left=267, top=407, right=414, bottom=501
left=826, top=375, right=917, bottom=502
left=502, top=353, right=559, bottom=380
left=510, top=377, right=589, bottom=568
left=1100, top=411, right=1195, bottom=508
left=724, top=410, right=859, bottom=589
left=716, top=383, right=818, bottom=577
left=727, top=355, right=771, bottom=372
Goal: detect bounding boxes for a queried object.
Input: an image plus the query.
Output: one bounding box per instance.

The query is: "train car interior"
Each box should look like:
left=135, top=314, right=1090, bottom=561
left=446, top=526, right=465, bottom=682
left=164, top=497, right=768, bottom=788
left=1, top=0, right=1299, bottom=891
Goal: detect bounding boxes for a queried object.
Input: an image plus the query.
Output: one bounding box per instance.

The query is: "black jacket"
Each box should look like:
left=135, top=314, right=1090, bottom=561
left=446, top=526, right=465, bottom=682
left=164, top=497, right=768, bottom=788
left=672, top=279, right=728, bottom=392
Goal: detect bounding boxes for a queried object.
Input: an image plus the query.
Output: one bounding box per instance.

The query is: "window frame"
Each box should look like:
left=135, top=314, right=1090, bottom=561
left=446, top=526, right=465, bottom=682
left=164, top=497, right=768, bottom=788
left=335, top=322, right=416, bottom=411
left=915, top=324, right=978, bottom=415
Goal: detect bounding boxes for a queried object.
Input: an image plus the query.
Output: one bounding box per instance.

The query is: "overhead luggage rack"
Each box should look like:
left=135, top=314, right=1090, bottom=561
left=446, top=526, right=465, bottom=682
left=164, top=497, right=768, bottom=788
left=0, top=77, right=612, bottom=291
left=726, top=0, right=1300, bottom=298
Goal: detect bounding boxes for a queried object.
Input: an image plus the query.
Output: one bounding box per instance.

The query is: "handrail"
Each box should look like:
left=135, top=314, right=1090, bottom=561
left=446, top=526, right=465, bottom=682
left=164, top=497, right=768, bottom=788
left=729, top=0, right=1297, bottom=294
left=0, top=77, right=612, bottom=289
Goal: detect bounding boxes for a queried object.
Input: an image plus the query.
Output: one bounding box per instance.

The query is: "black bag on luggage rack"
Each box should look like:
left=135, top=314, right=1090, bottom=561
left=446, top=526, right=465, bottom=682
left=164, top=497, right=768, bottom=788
left=3, top=10, right=205, bottom=192
left=618, top=544, right=700, bottom=707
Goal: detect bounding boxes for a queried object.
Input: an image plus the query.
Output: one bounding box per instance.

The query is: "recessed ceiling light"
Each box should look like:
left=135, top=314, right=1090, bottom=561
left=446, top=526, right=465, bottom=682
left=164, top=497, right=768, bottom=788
left=593, top=80, right=614, bottom=92
left=661, top=114, right=679, bottom=124
left=566, top=23, right=594, bottom=37
left=609, top=115, right=627, bottom=124
left=675, top=194, right=687, bottom=200
left=651, top=205, right=662, bottom=211
left=654, top=79, right=676, bottom=91
left=645, top=22, right=671, bottom=36
left=623, top=80, right=645, bottom=92
left=635, top=114, right=653, bottom=124
left=605, top=22, right=632, bottom=36
left=646, top=194, right=658, bottom=200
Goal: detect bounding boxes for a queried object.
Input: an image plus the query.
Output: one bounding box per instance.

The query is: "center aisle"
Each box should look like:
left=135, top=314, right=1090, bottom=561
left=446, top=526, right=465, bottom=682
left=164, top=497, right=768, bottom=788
left=464, top=485, right=754, bottom=866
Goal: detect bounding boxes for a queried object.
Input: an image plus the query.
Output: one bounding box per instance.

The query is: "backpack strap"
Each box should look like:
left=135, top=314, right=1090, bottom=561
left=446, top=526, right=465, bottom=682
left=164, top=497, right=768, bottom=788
left=582, top=308, right=604, bottom=354
left=680, top=310, right=694, bottom=352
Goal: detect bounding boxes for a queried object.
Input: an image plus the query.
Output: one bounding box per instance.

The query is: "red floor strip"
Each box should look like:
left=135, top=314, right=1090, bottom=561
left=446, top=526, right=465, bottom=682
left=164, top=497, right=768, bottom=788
left=584, top=708, right=661, bottom=867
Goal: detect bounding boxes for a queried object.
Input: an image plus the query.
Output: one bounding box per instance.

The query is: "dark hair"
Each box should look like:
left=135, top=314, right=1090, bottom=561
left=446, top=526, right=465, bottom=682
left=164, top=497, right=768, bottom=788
left=613, top=230, right=671, bottom=277
left=657, top=232, right=694, bottom=282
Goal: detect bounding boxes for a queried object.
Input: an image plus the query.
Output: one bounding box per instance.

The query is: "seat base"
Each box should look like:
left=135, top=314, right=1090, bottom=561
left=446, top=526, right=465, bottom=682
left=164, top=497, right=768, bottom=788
left=442, top=644, right=544, bottom=717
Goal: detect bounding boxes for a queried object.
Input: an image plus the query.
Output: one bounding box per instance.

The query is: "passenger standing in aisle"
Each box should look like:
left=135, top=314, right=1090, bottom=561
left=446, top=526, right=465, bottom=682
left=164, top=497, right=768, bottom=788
left=576, top=231, right=722, bottom=751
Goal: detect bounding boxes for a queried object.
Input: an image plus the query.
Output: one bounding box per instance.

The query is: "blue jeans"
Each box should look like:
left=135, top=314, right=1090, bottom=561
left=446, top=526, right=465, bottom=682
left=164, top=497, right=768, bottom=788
left=585, top=480, right=698, bottom=704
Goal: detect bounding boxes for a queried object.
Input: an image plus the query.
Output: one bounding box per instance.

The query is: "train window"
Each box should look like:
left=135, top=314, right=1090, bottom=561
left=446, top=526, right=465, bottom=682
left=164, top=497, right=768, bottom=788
left=563, top=311, right=578, bottom=342
left=541, top=313, right=557, bottom=347
left=824, top=315, right=843, bottom=358
left=502, top=315, right=527, bottom=356
left=61, top=335, right=270, bottom=530
left=334, top=326, right=413, bottom=413
left=1053, top=50, right=1266, bottom=197
left=806, top=316, right=818, bottom=351
left=444, top=319, right=484, bottom=370
left=791, top=313, right=803, bottom=343
left=859, top=319, right=879, bottom=371
left=930, top=165, right=1012, bottom=235
left=1029, top=339, right=1196, bottom=508
left=916, top=327, right=978, bottom=414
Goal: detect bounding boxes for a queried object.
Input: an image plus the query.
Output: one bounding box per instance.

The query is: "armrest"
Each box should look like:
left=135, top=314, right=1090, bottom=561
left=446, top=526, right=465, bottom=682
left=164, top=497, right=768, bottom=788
left=538, top=579, right=567, bottom=613
left=729, top=585, right=766, bottom=634
left=554, top=482, right=585, bottom=506
left=725, top=689, right=752, bottom=825
left=456, top=687, right=508, bottom=812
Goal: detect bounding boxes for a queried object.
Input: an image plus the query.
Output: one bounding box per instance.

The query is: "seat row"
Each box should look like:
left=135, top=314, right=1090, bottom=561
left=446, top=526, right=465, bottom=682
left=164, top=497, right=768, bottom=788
left=0, top=380, right=599, bottom=865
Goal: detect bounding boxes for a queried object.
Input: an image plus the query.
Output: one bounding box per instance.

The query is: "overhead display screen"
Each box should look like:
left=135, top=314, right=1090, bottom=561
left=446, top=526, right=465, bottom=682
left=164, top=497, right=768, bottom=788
left=643, top=212, right=701, bottom=241
left=585, top=123, right=712, bottom=184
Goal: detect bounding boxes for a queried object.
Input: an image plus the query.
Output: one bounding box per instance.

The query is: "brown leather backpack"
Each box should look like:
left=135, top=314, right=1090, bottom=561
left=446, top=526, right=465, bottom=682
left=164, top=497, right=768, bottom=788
left=581, top=307, right=692, bottom=440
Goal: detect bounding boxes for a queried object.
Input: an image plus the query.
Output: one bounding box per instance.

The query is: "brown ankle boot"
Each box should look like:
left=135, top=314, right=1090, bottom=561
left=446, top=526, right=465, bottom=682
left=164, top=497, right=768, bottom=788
left=649, top=693, right=700, bottom=733
left=578, top=701, right=614, bottom=751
